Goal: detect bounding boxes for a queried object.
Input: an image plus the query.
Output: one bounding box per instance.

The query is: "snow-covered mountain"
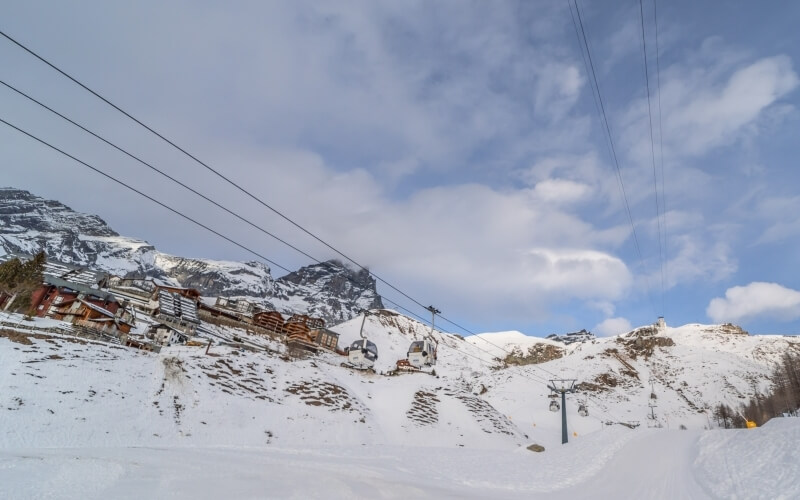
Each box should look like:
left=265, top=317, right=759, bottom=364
left=2, top=309, right=799, bottom=497
left=0, top=187, right=382, bottom=324
left=2, top=309, right=797, bottom=450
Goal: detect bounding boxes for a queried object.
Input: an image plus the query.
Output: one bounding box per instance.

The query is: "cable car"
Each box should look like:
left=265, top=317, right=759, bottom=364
left=343, top=310, right=378, bottom=371
left=578, top=404, right=588, bottom=417
left=407, top=339, right=436, bottom=368
left=347, top=338, right=378, bottom=370
left=549, top=399, right=560, bottom=412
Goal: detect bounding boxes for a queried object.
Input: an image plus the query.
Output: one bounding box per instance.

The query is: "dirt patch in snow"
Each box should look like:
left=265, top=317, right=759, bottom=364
left=406, top=390, right=440, bottom=425
left=285, top=380, right=364, bottom=416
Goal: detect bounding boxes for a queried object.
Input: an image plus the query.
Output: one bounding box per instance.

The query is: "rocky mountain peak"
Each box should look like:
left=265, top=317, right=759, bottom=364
left=268, top=259, right=384, bottom=325
left=0, top=188, right=117, bottom=237
left=0, top=187, right=383, bottom=326
left=546, top=328, right=596, bottom=345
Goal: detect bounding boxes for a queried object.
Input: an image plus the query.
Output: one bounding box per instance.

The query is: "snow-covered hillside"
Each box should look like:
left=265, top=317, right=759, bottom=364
left=2, top=312, right=799, bottom=498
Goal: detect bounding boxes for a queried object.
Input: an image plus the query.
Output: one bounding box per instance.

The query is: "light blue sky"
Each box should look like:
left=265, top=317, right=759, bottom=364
left=1, top=1, right=799, bottom=336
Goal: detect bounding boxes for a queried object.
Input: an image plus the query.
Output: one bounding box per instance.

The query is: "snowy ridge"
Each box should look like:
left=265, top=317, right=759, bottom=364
left=0, top=188, right=381, bottom=325
left=2, top=313, right=800, bottom=498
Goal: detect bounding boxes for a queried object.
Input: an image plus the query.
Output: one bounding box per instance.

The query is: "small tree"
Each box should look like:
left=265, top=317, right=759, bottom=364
left=0, top=251, right=46, bottom=313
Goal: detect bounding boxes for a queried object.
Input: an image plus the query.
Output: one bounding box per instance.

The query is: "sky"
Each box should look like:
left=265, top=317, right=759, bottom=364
left=1, top=0, right=799, bottom=337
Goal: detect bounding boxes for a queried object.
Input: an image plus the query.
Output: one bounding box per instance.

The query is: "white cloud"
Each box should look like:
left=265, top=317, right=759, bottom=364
left=594, top=317, right=632, bottom=337
left=754, top=196, right=800, bottom=245
left=208, top=147, right=635, bottom=321
left=707, top=282, right=800, bottom=323
left=624, top=53, right=799, bottom=161
left=531, top=179, right=591, bottom=205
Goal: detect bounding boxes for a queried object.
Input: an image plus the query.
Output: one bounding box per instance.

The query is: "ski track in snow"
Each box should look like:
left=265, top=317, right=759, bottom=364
left=1, top=423, right=798, bottom=499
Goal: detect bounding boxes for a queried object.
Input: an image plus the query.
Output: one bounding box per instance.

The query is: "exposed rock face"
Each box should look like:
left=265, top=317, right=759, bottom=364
left=546, top=329, right=596, bottom=345
left=716, top=323, right=749, bottom=336
left=0, top=188, right=382, bottom=325
left=502, top=343, right=565, bottom=366
left=266, top=260, right=384, bottom=325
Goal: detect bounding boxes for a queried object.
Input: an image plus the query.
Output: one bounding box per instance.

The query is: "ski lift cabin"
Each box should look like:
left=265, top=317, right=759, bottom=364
left=347, top=339, right=378, bottom=370
left=548, top=393, right=560, bottom=412
left=407, top=339, right=436, bottom=368
left=578, top=404, right=588, bottom=417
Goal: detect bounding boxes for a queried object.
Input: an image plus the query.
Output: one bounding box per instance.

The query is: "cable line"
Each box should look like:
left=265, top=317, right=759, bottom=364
left=2, top=32, right=628, bottom=424
left=0, top=115, right=292, bottom=274
left=0, top=109, right=445, bottom=347
left=638, top=0, right=665, bottom=315
left=0, top=76, right=513, bottom=349
left=567, top=0, right=658, bottom=317
left=653, top=0, right=668, bottom=317
left=0, top=29, right=437, bottom=318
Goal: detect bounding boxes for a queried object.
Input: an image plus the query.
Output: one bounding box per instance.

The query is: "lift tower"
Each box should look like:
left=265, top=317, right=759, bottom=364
left=549, top=379, right=577, bottom=444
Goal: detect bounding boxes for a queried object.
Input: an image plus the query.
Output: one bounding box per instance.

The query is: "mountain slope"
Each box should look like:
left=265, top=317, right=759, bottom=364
left=0, top=187, right=382, bottom=324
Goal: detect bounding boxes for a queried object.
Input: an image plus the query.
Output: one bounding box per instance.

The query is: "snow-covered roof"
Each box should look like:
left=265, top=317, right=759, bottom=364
left=43, top=276, right=117, bottom=303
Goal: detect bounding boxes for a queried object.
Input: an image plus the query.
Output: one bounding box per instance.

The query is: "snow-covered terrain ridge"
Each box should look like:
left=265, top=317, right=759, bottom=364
left=0, top=310, right=800, bottom=498
left=0, top=187, right=382, bottom=324
left=2, top=313, right=799, bottom=498
left=2, top=312, right=798, bottom=449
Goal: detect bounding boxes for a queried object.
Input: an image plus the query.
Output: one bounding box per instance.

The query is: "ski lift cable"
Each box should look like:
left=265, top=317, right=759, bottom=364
left=653, top=0, right=669, bottom=318
left=637, top=0, right=666, bottom=316
left=0, top=75, right=557, bottom=389
left=0, top=28, right=443, bottom=323
left=0, top=116, right=622, bottom=422
left=567, top=0, right=658, bottom=318
left=0, top=78, right=446, bottom=339
left=2, top=32, right=634, bottom=424
left=0, top=79, right=329, bottom=269
left=1, top=28, right=624, bottom=361
left=0, top=116, right=296, bottom=275
left=0, top=76, right=513, bottom=363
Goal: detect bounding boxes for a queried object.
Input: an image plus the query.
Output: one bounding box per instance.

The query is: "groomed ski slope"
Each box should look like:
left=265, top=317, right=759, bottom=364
left=1, top=419, right=797, bottom=499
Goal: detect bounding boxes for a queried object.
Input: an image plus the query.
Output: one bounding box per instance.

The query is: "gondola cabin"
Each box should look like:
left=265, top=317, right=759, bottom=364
left=407, top=339, right=436, bottom=368
left=347, top=339, right=378, bottom=370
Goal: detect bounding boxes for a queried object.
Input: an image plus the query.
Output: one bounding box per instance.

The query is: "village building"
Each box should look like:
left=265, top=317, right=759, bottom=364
left=252, top=310, right=286, bottom=335
left=283, top=314, right=338, bottom=353
left=30, top=276, right=121, bottom=319
left=215, top=297, right=258, bottom=317
left=106, top=277, right=201, bottom=316
left=198, top=301, right=242, bottom=322
left=154, top=288, right=201, bottom=335
left=51, top=298, right=135, bottom=335
left=0, top=254, right=108, bottom=312
left=147, top=322, right=189, bottom=346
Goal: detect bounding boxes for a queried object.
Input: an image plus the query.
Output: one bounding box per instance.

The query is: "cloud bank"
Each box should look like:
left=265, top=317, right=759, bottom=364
left=707, top=282, right=800, bottom=323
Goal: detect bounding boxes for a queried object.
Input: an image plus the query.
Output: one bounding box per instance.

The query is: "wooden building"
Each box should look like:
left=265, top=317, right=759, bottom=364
left=52, top=298, right=134, bottom=334
left=31, top=277, right=121, bottom=320
left=283, top=314, right=338, bottom=353
left=252, top=310, right=285, bottom=335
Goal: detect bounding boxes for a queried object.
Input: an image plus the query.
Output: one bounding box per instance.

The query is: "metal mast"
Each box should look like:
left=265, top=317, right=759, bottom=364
left=549, top=379, right=577, bottom=444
